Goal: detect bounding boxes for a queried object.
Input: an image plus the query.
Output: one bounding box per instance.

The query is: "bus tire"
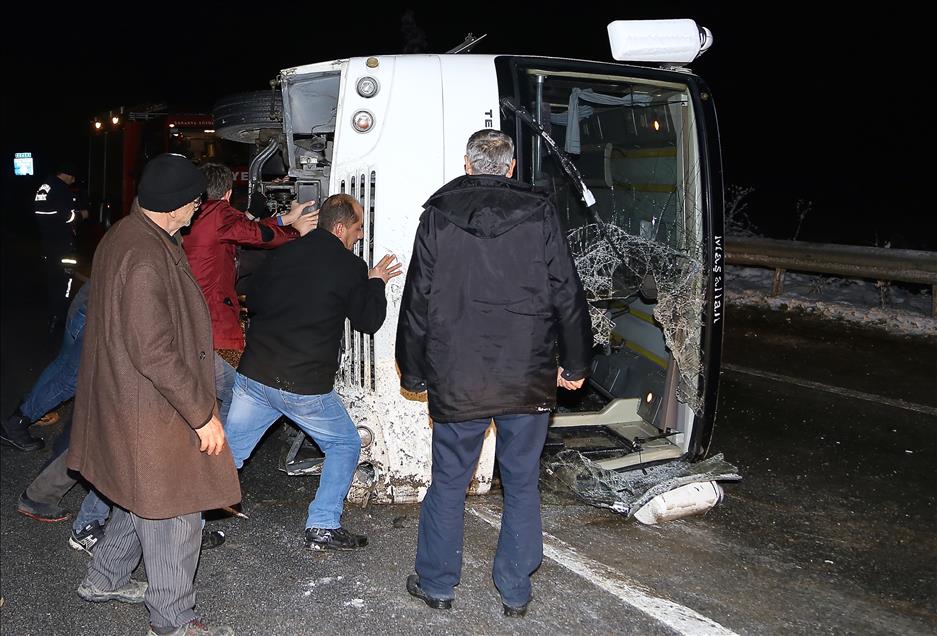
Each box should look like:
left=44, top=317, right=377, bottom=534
left=213, top=91, right=283, bottom=143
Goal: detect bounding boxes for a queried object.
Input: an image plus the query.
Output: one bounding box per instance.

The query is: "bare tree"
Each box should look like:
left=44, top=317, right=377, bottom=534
left=791, top=198, right=812, bottom=241
left=724, top=185, right=757, bottom=237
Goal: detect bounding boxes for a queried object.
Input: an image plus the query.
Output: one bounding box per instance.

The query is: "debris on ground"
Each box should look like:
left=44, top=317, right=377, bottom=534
left=542, top=450, right=741, bottom=519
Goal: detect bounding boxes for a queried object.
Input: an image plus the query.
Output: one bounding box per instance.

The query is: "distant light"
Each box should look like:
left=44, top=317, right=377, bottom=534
left=93, top=121, right=102, bottom=130
left=203, top=129, right=215, bottom=133
left=351, top=110, right=374, bottom=133
left=652, top=119, right=660, bottom=131
left=168, top=123, right=175, bottom=128
left=111, top=116, right=120, bottom=125
left=61, top=258, right=78, bottom=265
left=645, top=392, right=654, bottom=403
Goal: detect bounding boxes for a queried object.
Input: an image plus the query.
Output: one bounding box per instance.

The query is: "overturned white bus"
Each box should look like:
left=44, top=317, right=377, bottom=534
left=214, top=19, right=725, bottom=506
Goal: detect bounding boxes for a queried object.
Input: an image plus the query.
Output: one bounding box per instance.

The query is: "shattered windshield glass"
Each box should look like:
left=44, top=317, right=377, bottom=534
left=519, top=70, right=707, bottom=413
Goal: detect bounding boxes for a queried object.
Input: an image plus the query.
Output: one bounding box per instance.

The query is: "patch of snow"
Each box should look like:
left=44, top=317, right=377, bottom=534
left=726, top=266, right=936, bottom=337
left=306, top=576, right=343, bottom=588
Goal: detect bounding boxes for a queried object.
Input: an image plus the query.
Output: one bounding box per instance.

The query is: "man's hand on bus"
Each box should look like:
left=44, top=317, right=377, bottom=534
left=292, top=212, right=318, bottom=236
left=281, top=199, right=317, bottom=226
left=369, top=254, right=403, bottom=283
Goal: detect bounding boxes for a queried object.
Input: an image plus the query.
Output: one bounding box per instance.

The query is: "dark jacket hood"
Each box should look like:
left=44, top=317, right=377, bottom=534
left=423, top=175, right=550, bottom=239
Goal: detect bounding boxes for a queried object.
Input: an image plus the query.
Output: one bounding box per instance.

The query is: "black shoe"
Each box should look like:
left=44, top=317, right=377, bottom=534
left=69, top=520, right=106, bottom=553
left=503, top=602, right=529, bottom=617
left=304, top=526, right=367, bottom=551
left=406, top=574, right=452, bottom=610
left=201, top=529, right=226, bottom=550
left=0, top=411, right=44, bottom=452
left=17, top=491, right=69, bottom=522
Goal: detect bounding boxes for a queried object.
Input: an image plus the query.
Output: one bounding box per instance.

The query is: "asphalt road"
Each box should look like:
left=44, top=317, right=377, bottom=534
left=2, top=230, right=935, bottom=635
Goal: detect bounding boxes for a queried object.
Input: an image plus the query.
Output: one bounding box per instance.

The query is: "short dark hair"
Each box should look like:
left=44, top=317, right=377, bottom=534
left=319, top=193, right=360, bottom=232
left=56, top=161, right=78, bottom=177
left=199, top=162, right=233, bottom=200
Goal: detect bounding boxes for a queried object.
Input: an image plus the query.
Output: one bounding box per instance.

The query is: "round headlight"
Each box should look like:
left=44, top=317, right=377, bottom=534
left=356, top=76, right=379, bottom=98
left=351, top=110, right=374, bottom=133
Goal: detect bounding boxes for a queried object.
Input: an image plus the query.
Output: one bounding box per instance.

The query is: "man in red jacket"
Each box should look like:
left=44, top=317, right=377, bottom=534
left=184, top=163, right=318, bottom=425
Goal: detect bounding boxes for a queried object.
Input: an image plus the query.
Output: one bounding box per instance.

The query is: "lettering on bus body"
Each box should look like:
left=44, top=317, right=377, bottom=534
left=712, top=235, right=723, bottom=323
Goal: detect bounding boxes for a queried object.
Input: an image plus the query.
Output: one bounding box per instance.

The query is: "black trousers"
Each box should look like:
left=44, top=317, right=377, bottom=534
left=41, top=254, right=70, bottom=321
left=415, top=412, right=549, bottom=607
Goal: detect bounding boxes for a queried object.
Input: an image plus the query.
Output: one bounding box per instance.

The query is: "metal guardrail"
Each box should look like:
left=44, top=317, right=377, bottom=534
left=725, top=237, right=937, bottom=317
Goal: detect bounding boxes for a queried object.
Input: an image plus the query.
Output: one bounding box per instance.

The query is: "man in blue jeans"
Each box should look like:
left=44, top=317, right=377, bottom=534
left=224, top=193, right=400, bottom=550
left=7, top=282, right=111, bottom=550
left=395, top=130, right=593, bottom=617
left=1, top=281, right=89, bottom=453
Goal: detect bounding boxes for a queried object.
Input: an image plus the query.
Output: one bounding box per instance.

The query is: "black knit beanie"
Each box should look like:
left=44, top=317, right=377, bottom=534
left=138, top=154, right=206, bottom=212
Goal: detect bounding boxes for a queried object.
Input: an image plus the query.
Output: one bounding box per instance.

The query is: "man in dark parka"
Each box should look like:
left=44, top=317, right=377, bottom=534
left=396, top=130, right=593, bottom=617
left=68, top=153, right=240, bottom=636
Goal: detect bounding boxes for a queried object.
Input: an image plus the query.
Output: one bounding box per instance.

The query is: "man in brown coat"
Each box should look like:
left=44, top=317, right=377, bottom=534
left=68, top=153, right=240, bottom=636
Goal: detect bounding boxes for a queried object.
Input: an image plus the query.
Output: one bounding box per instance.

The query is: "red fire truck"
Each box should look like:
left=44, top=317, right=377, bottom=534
left=87, top=103, right=248, bottom=224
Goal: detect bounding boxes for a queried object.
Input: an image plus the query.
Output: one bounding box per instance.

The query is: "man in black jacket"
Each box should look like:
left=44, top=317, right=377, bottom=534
left=396, top=129, right=593, bottom=617
left=34, top=162, right=80, bottom=332
left=224, top=193, right=401, bottom=551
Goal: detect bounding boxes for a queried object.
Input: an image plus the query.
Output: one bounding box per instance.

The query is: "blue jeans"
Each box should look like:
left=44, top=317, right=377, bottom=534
left=225, top=373, right=361, bottom=529
left=213, top=353, right=236, bottom=424
left=416, top=413, right=549, bottom=608
left=20, top=284, right=88, bottom=421
left=73, top=489, right=110, bottom=534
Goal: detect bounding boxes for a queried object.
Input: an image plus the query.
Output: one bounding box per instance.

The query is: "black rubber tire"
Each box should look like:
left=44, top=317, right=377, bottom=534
left=213, top=91, right=283, bottom=143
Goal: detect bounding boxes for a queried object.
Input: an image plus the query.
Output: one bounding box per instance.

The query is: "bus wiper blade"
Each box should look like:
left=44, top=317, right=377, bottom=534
left=500, top=98, right=596, bottom=209
left=500, top=98, right=630, bottom=264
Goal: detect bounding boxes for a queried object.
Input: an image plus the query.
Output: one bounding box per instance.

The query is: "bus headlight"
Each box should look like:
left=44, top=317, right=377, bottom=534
left=352, top=110, right=374, bottom=133
left=356, top=76, right=380, bottom=98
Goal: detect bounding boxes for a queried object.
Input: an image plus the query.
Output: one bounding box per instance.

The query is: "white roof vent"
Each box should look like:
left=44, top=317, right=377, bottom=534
left=607, top=19, right=713, bottom=64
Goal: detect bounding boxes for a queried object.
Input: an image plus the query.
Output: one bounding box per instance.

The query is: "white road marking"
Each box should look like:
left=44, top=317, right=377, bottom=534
left=723, top=363, right=937, bottom=417
left=469, top=505, right=739, bottom=636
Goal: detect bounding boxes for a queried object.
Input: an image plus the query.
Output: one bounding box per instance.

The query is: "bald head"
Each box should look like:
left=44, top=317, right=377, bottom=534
left=319, top=193, right=364, bottom=250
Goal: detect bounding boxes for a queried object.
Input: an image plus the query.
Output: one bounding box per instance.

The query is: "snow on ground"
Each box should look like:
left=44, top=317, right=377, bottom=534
left=726, top=266, right=937, bottom=337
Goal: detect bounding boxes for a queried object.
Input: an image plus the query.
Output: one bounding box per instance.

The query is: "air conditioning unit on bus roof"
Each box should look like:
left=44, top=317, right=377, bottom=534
left=607, top=19, right=713, bottom=65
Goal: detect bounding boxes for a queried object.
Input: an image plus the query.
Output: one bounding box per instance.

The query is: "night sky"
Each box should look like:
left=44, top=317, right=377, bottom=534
left=2, top=6, right=928, bottom=249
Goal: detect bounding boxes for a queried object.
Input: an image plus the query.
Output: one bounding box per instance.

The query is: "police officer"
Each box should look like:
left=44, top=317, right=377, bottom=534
left=34, top=162, right=79, bottom=331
